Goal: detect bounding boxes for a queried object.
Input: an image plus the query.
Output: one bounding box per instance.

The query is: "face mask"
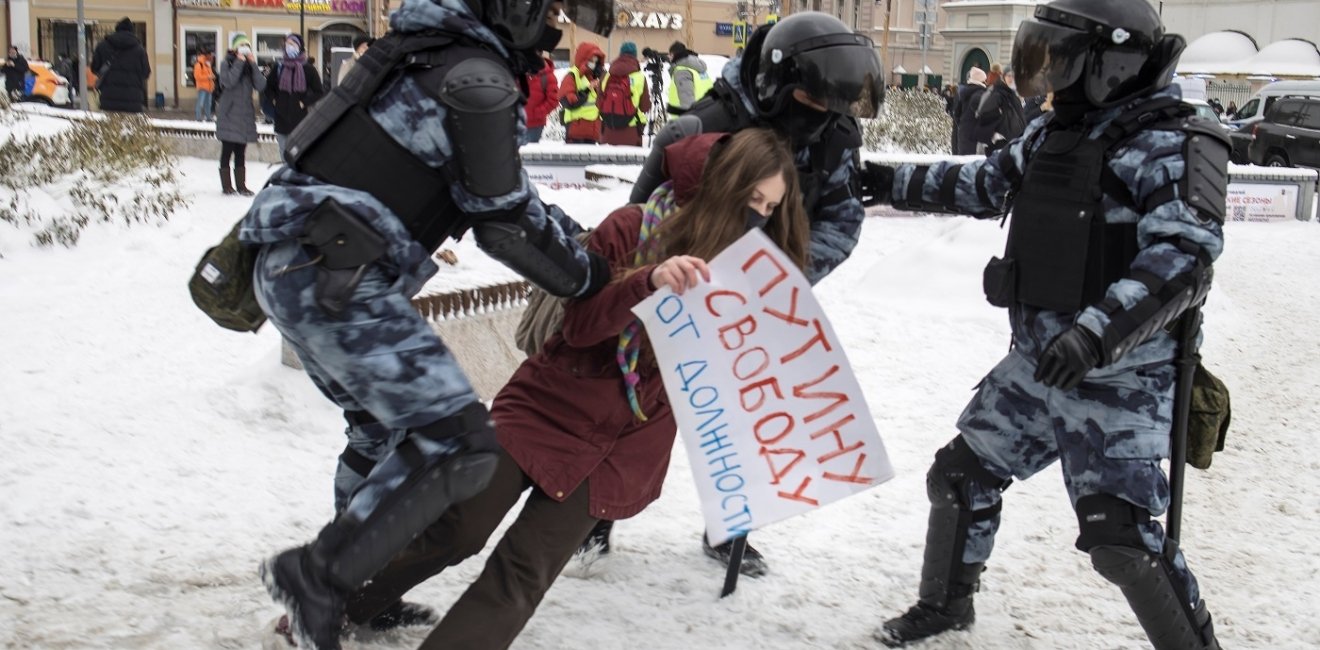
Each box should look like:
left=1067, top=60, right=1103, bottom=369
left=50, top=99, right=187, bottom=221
left=780, top=100, right=835, bottom=149
left=591, top=60, right=604, bottom=77
left=285, top=45, right=300, bottom=58
left=237, top=46, right=252, bottom=57
left=534, top=25, right=563, bottom=54
left=744, top=207, right=769, bottom=231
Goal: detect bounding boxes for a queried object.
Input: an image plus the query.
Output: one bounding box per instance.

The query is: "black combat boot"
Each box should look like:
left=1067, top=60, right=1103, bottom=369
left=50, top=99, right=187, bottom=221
left=367, top=600, right=439, bottom=632
left=234, top=166, right=254, bottom=197
left=877, top=562, right=981, bottom=647
left=577, top=519, right=614, bottom=558
left=260, top=542, right=347, bottom=650
left=219, top=167, right=235, bottom=195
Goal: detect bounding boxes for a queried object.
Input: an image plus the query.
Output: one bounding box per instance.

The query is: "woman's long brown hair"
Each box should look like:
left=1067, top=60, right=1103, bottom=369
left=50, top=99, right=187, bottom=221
left=646, top=128, right=811, bottom=272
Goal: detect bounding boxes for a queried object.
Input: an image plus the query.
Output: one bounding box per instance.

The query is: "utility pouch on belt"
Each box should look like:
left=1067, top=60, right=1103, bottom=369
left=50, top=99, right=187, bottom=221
left=299, top=199, right=386, bottom=316
left=982, top=256, right=1017, bottom=308
left=1187, top=362, right=1231, bottom=470
left=188, top=219, right=266, bottom=333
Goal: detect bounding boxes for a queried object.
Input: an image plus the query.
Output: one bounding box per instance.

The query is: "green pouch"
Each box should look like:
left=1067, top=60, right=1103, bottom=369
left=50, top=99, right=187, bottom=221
left=1186, top=361, right=1231, bottom=470
left=188, top=219, right=267, bottom=333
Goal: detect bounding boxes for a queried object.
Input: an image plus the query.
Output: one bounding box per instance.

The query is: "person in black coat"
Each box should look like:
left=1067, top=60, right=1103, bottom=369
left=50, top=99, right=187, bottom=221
left=953, top=67, right=987, bottom=155
left=1023, top=94, right=1049, bottom=125
left=263, top=33, right=323, bottom=153
left=975, top=66, right=1026, bottom=152
left=3, top=46, right=30, bottom=100
left=91, top=18, right=151, bottom=113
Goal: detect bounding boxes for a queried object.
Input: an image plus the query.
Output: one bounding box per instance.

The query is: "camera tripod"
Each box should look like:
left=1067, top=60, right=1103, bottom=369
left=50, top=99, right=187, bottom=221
left=644, top=62, right=668, bottom=146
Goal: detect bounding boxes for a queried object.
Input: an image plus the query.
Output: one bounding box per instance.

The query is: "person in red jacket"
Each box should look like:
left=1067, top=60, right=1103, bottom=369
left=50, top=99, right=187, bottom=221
left=524, top=52, right=559, bottom=143
left=332, top=128, right=809, bottom=648
left=599, top=41, right=652, bottom=146
left=559, top=41, right=605, bottom=144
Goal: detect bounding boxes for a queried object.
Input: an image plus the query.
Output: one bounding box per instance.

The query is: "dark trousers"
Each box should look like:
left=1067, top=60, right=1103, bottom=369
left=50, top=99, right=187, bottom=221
left=219, top=141, right=246, bottom=168
left=344, top=449, right=599, bottom=650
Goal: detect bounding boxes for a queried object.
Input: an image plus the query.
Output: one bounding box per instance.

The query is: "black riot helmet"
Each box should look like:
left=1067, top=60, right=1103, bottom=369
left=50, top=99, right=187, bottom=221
left=477, top=0, right=614, bottom=52
left=1012, top=0, right=1185, bottom=108
left=752, top=12, right=885, bottom=119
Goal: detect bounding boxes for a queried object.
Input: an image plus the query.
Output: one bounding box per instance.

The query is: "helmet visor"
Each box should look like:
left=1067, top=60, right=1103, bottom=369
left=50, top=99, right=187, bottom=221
left=563, top=0, right=614, bottom=39
left=489, top=0, right=613, bottom=50
left=793, top=43, right=885, bottom=119
left=1011, top=20, right=1090, bottom=98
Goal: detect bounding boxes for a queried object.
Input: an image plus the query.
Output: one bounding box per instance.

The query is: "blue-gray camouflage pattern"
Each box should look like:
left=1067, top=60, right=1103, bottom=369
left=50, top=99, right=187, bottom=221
left=238, top=0, right=593, bottom=519
left=894, top=85, right=1219, bottom=605
left=717, top=58, right=865, bottom=284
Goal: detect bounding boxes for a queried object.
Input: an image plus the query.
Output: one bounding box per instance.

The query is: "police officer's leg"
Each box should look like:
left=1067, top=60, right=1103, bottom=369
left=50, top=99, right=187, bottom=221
left=881, top=352, right=1058, bottom=647
left=253, top=241, right=500, bottom=650
left=343, top=449, right=531, bottom=627
left=1058, top=363, right=1219, bottom=650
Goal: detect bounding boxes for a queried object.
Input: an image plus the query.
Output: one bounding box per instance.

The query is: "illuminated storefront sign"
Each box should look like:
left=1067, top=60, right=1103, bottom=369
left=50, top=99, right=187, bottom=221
left=616, top=11, right=685, bottom=30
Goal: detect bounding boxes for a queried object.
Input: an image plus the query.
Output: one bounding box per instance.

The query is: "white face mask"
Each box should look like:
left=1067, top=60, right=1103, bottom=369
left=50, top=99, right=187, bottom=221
left=237, top=45, right=252, bottom=57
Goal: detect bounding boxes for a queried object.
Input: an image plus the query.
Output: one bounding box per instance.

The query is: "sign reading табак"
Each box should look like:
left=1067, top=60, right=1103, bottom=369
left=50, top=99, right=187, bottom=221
left=632, top=229, right=894, bottom=546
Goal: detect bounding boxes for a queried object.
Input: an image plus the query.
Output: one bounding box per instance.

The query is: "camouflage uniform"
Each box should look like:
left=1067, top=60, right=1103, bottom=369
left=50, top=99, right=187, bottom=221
left=239, top=0, right=595, bottom=514
left=630, top=56, right=865, bottom=285
left=892, top=84, right=1221, bottom=603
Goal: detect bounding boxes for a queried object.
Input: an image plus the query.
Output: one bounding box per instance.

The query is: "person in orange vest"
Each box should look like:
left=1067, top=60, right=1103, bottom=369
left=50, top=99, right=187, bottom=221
left=559, top=41, right=604, bottom=144
left=193, top=47, right=216, bottom=122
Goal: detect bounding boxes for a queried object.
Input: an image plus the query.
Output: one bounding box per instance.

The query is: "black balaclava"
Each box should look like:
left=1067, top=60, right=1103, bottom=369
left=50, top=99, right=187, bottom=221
left=534, top=25, right=563, bottom=54
left=778, top=98, right=836, bottom=149
left=1050, top=83, right=1093, bottom=126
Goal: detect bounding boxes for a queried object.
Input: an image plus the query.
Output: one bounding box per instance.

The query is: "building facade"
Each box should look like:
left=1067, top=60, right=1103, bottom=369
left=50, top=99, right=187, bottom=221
left=1150, top=0, right=1320, bottom=49
left=6, top=0, right=369, bottom=108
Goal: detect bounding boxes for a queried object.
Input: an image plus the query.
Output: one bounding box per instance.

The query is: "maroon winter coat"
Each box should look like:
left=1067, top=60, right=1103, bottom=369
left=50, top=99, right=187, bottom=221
left=599, top=54, right=652, bottom=147
left=524, top=56, right=559, bottom=129
left=494, top=134, right=725, bottom=520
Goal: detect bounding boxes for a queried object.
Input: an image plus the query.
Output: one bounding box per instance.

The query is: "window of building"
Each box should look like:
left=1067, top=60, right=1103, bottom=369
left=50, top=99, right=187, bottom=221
left=181, top=27, right=221, bottom=87
left=252, top=29, right=290, bottom=72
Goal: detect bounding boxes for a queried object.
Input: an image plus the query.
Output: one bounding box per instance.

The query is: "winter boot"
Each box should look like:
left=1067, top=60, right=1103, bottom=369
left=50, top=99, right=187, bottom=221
left=877, top=563, right=981, bottom=647
left=262, top=403, right=499, bottom=650
left=219, top=167, right=235, bottom=195
left=367, top=600, right=440, bottom=632
left=577, top=519, right=614, bottom=558
left=260, top=544, right=347, bottom=650
left=879, top=437, right=1009, bottom=647
left=234, top=166, right=254, bottom=197
left=702, top=535, right=768, bottom=577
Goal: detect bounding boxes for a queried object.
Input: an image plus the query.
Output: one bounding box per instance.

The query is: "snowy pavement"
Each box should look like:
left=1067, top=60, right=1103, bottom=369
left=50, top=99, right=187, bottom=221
left=1, top=155, right=1318, bottom=649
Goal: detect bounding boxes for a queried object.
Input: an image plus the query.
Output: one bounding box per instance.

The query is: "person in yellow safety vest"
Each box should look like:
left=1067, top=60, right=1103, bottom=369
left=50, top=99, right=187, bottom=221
left=667, top=41, right=713, bottom=114
left=559, top=41, right=605, bottom=144
left=600, top=41, right=653, bottom=146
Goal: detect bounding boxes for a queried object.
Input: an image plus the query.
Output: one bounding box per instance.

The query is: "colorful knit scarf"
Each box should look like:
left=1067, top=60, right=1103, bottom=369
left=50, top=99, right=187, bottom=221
left=617, top=181, right=679, bottom=421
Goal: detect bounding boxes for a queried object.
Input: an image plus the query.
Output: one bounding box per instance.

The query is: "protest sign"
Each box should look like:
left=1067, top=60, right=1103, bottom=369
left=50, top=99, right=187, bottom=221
left=632, top=229, right=894, bottom=546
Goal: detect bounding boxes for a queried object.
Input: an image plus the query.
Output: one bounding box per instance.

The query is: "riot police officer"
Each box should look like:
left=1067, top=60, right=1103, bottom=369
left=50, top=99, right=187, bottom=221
left=579, top=11, right=885, bottom=576
left=242, top=0, right=616, bottom=648
left=863, top=1, right=1226, bottom=648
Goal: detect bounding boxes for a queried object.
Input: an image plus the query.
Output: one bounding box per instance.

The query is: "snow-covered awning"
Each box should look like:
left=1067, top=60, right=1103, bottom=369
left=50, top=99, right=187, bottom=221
left=1178, top=32, right=1320, bottom=78
left=892, top=65, right=907, bottom=74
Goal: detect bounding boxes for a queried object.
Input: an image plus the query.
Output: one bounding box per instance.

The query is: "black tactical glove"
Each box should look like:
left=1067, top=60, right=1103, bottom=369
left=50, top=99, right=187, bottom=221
left=1034, top=326, right=1103, bottom=390
left=859, top=162, right=896, bottom=207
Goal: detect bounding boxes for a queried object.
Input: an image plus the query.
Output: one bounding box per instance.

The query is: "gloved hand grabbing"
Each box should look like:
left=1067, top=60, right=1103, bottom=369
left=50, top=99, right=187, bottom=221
left=859, top=162, right=896, bottom=207
left=1034, top=326, right=1103, bottom=390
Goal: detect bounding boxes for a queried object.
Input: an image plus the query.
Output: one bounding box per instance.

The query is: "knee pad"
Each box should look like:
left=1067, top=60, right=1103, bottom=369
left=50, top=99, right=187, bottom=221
left=1074, top=493, right=1151, bottom=553
left=927, top=436, right=1011, bottom=509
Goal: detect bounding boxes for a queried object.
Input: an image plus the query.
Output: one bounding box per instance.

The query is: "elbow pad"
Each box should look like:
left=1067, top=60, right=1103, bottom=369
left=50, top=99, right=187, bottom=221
left=471, top=209, right=608, bottom=298
left=438, top=58, right=520, bottom=198
left=1095, top=241, right=1213, bottom=366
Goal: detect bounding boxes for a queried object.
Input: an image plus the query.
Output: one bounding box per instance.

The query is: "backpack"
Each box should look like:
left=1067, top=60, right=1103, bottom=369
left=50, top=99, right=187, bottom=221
left=514, top=231, right=593, bottom=356
left=598, top=73, right=637, bottom=129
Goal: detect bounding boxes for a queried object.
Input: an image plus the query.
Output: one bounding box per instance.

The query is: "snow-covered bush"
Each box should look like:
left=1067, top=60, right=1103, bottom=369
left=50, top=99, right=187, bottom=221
left=0, top=99, right=186, bottom=250
left=540, top=106, right=565, bottom=142
left=861, top=88, right=953, bottom=155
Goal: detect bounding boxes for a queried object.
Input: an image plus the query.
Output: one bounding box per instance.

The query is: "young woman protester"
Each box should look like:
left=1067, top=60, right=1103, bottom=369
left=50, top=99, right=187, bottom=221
left=331, top=128, right=809, bottom=649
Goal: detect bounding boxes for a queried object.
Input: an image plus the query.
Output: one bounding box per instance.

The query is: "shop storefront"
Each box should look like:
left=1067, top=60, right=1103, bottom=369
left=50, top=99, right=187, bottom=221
left=176, top=0, right=366, bottom=103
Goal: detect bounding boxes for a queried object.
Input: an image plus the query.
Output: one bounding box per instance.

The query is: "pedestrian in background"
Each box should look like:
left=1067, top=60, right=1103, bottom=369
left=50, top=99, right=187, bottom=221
left=91, top=18, right=150, bottom=113
left=599, top=41, right=651, bottom=147
left=215, top=32, right=264, bottom=196
left=193, top=47, right=216, bottom=122
left=524, top=51, right=559, bottom=143
left=264, top=33, right=322, bottom=154
left=666, top=40, right=712, bottom=113
left=2, top=46, right=28, bottom=101
left=954, top=66, right=986, bottom=155
left=975, top=63, right=1025, bottom=152
left=560, top=41, right=604, bottom=144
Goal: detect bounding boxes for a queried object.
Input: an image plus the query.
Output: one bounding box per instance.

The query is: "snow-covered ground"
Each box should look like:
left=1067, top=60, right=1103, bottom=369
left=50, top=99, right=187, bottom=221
left=2, top=155, right=1319, bottom=650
